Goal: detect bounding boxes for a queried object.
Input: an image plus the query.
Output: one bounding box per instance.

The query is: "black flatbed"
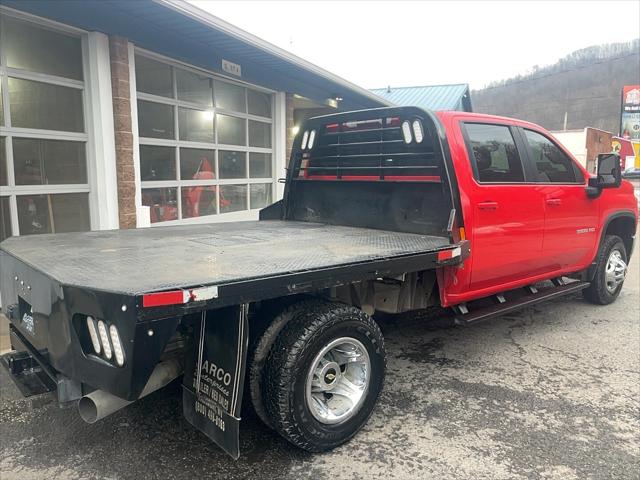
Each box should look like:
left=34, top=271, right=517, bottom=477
left=0, top=220, right=456, bottom=296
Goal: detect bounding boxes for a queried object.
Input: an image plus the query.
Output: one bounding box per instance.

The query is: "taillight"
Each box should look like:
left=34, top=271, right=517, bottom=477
left=401, top=121, right=412, bottom=144
left=412, top=120, right=424, bottom=143
left=97, top=320, right=112, bottom=360
left=109, top=325, right=125, bottom=367
left=86, top=316, right=101, bottom=354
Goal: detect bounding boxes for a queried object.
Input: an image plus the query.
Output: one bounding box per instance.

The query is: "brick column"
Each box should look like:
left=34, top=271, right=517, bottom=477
left=109, top=36, right=136, bottom=229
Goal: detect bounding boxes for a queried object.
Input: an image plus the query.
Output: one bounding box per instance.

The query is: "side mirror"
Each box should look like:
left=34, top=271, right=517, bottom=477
left=589, top=153, right=621, bottom=191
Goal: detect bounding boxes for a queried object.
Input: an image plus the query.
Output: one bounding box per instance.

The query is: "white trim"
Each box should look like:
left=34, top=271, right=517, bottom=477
left=274, top=91, right=287, bottom=200
left=0, top=67, right=84, bottom=89
left=138, top=136, right=272, bottom=153
left=0, top=127, right=87, bottom=141
left=85, top=31, right=119, bottom=230
left=149, top=208, right=259, bottom=227
left=0, top=75, right=10, bottom=128
left=8, top=195, right=18, bottom=238
left=142, top=178, right=272, bottom=188
left=128, top=43, right=148, bottom=227
left=1, top=184, right=90, bottom=194
left=155, top=0, right=392, bottom=107
left=3, top=137, right=15, bottom=188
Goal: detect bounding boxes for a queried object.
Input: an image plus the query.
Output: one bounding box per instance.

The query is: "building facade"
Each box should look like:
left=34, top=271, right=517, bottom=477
left=0, top=1, right=389, bottom=240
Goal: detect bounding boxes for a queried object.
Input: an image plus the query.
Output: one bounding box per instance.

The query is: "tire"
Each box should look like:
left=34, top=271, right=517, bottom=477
left=583, top=235, right=628, bottom=305
left=248, top=298, right=326, bottom=429
left=263, top=301, right=386, bottom=452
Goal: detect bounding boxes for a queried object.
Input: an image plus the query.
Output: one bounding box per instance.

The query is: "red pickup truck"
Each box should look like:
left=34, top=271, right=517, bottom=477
left=1, top=107, right=637, bottom=459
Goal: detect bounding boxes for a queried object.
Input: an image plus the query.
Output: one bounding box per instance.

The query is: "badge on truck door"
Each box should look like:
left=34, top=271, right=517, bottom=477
left=182, top=304, right=249, bottom=459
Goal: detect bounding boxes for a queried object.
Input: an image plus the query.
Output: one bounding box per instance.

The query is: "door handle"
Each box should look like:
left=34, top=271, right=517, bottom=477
left=478, top=201, right=499, bottom=211
left=546, top=198, right=562, bottom=206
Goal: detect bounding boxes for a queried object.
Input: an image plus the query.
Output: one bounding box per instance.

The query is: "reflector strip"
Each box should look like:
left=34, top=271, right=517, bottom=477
left=142, top=286, right=219, bottom=308
left=437, top=247, right=462, bottom=262
left=189, top=286, right=219, bottom=302
left=383, top=175, right=441, bottom=182
left=142, top=290, right=188, bottom=308
left=341, top=175, right=380, bottom=181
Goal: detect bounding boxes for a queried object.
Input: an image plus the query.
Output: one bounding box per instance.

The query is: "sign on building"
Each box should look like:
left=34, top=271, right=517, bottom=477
left=222, top=59, right=242, bottom=77
left=621, top=85, right=640, bottom=141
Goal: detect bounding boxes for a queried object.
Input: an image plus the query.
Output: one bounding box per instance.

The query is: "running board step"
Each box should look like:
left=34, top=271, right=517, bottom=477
left=454, top=281, right=590, bottom=326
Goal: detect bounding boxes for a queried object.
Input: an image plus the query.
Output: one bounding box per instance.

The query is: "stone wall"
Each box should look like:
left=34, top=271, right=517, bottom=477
left=109, top=36, right=136, bottom=229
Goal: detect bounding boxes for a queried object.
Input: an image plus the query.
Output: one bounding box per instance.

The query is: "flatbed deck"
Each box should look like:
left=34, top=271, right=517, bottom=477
left=0, top=220, right=455, bottom=295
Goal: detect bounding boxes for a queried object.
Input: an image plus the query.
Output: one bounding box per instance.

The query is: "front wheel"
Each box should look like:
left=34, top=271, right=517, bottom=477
left=583, top=235, right=628, bottom=305
left=263, top=301, right=386, bottom=452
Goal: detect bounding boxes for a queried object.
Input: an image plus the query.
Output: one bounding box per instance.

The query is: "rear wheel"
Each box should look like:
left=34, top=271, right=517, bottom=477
left=263, top=301, right=386, bottom=452
left=249, top=298, right=320, bottom=429
left=583, top=235, right=628, bottom=305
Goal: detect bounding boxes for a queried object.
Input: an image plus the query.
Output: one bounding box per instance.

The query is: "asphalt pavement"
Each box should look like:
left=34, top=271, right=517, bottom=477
left=1, top=252, right=638, bottom=480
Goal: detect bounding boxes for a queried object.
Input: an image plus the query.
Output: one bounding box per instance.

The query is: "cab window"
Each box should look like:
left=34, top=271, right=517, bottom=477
left=463, top=123, right=525, bottom=183
left=523, top=129, right=581, bottom=183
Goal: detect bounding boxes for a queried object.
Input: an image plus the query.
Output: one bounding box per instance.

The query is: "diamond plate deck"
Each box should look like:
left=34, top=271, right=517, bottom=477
left=0, top=220, right=452, bottom=295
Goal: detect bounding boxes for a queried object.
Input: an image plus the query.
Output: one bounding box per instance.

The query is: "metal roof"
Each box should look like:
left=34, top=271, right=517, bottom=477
left=371, top=84, right=472, bottom=112
left=2, top=0, right=391, bottom=110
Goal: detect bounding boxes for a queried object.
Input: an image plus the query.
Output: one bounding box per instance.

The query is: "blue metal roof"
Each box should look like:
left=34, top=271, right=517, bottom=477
left=370, top=84, right=472, bottom=112
left=3, top=0, right=391, bottom=111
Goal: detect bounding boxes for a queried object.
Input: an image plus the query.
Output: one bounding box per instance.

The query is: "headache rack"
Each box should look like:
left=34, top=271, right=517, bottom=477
left=293, top=109, right=441, bottom=182
left=282, top=107, right=459, bottom=236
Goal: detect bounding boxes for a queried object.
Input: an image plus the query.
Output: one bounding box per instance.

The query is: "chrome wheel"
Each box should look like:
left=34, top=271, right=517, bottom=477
left=305, top=337, right=370, bottom=425
left=605, top=249, right=627, bottom=293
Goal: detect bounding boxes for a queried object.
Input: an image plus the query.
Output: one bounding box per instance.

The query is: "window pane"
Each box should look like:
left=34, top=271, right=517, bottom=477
left=140, top=145, right=175, bottom=181
left=135, top=55, right=173, bottom=98
left=249, top=152, right=272, bottom=178
left=176, top=69, right=212, bottom=106
left=465, top=123, right=524, bottom=183
left=247, top=90, right=271, bottom=118
left=17, top=193, right=90, bottom=235
left=182, top=185, right=217, bottom=218
left=0, top=197, right=11, bottom=241
left=524, top=129, right=578, bottom=183
left=178, top=107, right=214, bottom=142
left=138, top=100, right=174, bottom=139
left=13, top=138, right=86, bottom=185
left=215, top=81, right=246, bottom=113
left=180, top=148, right=215, bottom=180
left=249, top=120, right=271, bottom=148
left=250, top=183, right=272, bottom=209
left=219, top=150, right=246, bottom=179
left=0, top=138, right=6, bottom=186
left=142, top=187, right=178, bottom=223
left=217, top=114, right=246, bottom=146
left=4, top=17, right=83, bottom=80
left=219, top=184, right=247, bottom=213
left=9, top=78, right=84, bottom=132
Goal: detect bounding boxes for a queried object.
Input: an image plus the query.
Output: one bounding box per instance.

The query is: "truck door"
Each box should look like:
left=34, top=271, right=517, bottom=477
left=461, top=122, right=546, bottom=291
left=520, top=128, right=598, bottom=271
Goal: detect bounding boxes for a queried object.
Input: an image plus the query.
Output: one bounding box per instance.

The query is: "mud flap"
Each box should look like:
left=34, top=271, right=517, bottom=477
left=182, top=304, right=249, bottom=459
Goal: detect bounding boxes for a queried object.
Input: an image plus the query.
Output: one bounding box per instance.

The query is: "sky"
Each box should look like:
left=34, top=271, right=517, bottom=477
left=191, top=0, right=640, bottom=90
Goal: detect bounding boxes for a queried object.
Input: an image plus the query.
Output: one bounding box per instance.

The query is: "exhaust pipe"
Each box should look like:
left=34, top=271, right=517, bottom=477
left=78, top=358, right=182, bottom=424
